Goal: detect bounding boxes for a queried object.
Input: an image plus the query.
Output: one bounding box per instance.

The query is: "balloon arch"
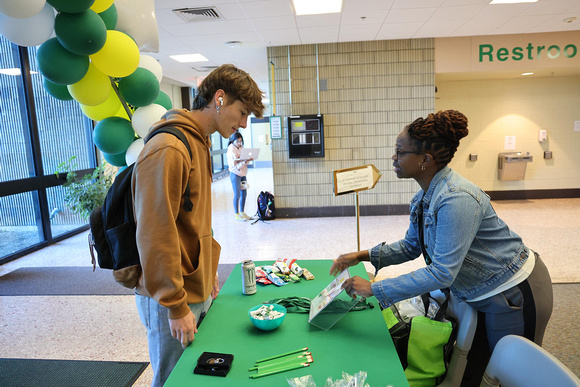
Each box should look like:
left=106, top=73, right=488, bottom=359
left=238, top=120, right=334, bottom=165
left=0, top=0, right=171, bottom=168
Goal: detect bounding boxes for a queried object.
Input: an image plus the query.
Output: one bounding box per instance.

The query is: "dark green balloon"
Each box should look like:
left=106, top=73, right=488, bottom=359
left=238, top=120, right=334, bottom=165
left=118, top=68, right=160, bottom=107
left=103, top=151, right=127, bottom=167
left=37, top=38, right=89, bottom=85
left=154, top=91, right=172, bottom=110
left=55, top=10, right=107, bottom=55
left=43, top=77, right=73, bottom=101
left=98, top=4, right=117, bottom=30
left=93, top=117, right=135, bottom=155
left=47, top=0, right=95, bottom=13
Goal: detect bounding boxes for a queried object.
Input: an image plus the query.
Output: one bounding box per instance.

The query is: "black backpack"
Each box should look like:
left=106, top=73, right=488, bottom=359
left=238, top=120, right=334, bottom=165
left=88, top=127, right=193, bottom=288
left=253, top=191, right=275, bottom=223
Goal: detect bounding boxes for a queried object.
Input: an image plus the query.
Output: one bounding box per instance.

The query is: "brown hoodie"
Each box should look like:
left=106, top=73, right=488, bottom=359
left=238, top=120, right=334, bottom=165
left=131, top=109, right=221, bottom=319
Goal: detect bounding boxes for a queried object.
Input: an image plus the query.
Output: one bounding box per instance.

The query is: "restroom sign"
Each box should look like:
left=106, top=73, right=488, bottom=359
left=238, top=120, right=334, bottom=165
left=333, top=164, right=382, bottom=196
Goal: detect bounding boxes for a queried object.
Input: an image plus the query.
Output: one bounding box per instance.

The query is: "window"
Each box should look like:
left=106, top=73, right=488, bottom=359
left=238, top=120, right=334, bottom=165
left=0, top=36, right=95, bottom=263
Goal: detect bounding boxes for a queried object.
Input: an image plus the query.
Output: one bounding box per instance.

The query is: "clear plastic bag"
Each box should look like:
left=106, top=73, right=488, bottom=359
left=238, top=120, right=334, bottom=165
left=288, top=375, right=316, bottom=387
left=324, top=371, right=370, bottom=387
left=395, top=295, right=440, bottom=323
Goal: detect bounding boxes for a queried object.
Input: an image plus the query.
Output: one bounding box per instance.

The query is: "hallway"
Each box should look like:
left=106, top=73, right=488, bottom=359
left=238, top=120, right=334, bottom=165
left=1, top=167, right=579, bottom=385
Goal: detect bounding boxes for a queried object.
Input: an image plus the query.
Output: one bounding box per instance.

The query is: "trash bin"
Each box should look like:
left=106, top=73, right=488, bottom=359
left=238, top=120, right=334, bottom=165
left=498, top=152, right=533, bottom=180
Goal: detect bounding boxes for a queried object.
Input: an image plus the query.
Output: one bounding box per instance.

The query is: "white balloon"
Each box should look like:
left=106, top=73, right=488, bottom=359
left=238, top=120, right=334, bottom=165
left=0, top=3, right=54, bottom=47
left=115, top=0, right=159, bottom=53
left=131, top=104, right=167, bottom=138
left=139, top=55, right=163, bottom=83
left=125, top=138, right=144, bottom=166
left=0, top=0, right=46, bottom=19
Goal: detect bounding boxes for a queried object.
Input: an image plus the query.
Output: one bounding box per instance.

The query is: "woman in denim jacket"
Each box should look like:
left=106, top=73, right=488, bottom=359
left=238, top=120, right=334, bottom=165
left=330, top=110, right=553, bottom=383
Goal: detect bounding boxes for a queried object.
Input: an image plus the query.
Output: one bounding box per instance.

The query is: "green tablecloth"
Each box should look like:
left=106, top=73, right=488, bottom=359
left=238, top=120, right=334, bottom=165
left=165, top=259, right=409, bottom=386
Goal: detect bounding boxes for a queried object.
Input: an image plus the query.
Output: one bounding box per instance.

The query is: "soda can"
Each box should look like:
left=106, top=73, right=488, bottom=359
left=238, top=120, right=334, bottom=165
left=241, top=260, right=257, bottom=295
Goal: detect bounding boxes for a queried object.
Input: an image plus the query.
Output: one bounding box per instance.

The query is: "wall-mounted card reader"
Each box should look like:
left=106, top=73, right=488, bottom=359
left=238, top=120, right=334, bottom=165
left=287, top=114, right=325, bottom=158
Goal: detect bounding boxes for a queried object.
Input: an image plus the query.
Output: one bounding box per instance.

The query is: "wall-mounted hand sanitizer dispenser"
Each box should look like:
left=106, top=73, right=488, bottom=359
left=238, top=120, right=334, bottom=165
left=538, top=130, right=547, bottom=142
left=287, top=114, right=325, bottom=158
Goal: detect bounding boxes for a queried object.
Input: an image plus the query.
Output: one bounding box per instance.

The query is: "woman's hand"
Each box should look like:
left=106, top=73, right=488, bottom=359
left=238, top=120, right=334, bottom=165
left=342, top=276, right=373, bottom=299
left=330, top=251, right=367, bottom=276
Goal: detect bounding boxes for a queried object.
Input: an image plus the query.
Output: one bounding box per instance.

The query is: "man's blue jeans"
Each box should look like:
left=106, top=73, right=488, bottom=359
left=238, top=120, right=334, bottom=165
left=136, top=294, right=212, bottom=387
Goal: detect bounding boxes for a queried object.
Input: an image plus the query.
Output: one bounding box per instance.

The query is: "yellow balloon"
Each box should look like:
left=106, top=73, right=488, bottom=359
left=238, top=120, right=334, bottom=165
left=90, top=0, right=115, bottom=14
left=80, top=89, right=124, bottom=121
left=68, top=63, right=111, bottom=106
left=90, top=30, right=139, bottom=78
left=113, top=106, right=131, bottom=120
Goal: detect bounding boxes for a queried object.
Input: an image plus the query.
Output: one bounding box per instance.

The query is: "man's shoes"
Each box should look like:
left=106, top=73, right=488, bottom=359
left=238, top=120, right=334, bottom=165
left=235, top=213, right=246, bottom=222
left=240, top=212, right=251, bottom=220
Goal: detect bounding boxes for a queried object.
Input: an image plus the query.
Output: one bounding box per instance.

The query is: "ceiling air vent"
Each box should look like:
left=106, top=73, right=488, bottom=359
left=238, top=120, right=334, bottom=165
left=173, top=7, right=223, bottom=23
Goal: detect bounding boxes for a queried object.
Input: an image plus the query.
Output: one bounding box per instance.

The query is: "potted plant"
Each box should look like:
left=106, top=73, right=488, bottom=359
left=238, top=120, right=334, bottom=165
left=55, top=156, right=114, bottom=220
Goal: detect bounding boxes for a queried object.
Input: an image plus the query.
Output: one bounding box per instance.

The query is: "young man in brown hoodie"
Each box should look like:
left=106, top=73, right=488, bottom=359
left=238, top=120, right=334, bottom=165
left=131, top=64, right=265, bottom=386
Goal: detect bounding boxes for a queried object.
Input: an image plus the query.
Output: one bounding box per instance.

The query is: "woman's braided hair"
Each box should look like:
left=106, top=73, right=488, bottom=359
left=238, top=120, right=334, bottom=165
left=407, top=110, right=469, bottom=167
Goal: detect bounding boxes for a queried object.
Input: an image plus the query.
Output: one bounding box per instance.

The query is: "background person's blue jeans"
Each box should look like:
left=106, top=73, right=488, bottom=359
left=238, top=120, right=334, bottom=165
left=135, top=294, right=212, bottom=387
left=230, top=173, right=247, bottom=213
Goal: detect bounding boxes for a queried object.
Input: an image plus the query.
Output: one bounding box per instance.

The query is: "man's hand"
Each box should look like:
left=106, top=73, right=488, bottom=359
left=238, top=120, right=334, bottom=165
left=212, top=273, right=220, bottom=299
left=169, top=311, right=197, bottom=349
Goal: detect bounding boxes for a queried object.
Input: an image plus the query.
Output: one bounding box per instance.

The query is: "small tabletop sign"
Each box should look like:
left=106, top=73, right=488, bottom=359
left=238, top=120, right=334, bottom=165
left=333, top=164, right=382, bottom=196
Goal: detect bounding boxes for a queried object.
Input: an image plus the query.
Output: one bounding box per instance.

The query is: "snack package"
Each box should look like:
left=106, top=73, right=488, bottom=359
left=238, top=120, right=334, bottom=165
left=289, top=273, right=301, bottom=283
left=301, top=268, right=315, bottom=280
left=255, top=267, right=268, bottom=279
left=267, top=272, right=287, bottom=286
left=282, top=258, right=304, bottom=277
left=274, top=260, right=291, bottom=275
left=257, top=277, right=273, bottom=285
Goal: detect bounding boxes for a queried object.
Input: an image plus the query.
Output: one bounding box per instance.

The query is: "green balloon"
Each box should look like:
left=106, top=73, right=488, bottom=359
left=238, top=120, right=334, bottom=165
left=154, top=91, right=173, bottom=110
left=47, top=0, right=95, bottom=13
left=118, top=68, right=160, bottom=107
left=103, top=151, right=127, bottom=167
left=98, top=4, right=117, bottom=30
left=55, top=10, right=107, bottom=55
left=37, top=38, right=89, bottom=85
left=93, top=117, right=135, bottom=155
left=43, top=77, right=73, bottom=101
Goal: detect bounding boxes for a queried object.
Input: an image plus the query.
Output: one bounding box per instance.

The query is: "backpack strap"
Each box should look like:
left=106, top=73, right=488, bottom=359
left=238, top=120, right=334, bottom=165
left=146, top=127, right=194, bottom=212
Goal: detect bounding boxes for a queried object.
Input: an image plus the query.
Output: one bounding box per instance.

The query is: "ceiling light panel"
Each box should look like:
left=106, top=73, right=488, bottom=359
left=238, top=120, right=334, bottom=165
left=293, top=0, right=343, bottom=15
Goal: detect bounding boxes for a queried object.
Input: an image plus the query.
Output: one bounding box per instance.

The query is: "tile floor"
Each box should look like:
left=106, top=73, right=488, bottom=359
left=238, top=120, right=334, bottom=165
left=1, top=167, right=578, bottom=386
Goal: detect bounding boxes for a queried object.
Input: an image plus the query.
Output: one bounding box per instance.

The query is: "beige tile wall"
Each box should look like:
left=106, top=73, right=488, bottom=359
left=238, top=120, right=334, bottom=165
left=436, top=76, right=580, bottom=191
left=268, top=39, right=435, bottom=210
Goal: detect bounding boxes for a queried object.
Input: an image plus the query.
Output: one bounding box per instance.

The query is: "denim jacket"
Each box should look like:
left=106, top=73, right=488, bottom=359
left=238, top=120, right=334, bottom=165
left=370, top=167, right=529, bottom=308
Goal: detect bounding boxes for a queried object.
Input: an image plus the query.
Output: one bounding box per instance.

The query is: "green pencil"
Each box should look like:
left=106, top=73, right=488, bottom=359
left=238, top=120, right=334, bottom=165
left=255, top=347, right=308, bottom=364
left=251, top=352, right=311, bottom=369
left=249, top=355, right=313, bottom=372
left=250, top=362, right=310, bottom=379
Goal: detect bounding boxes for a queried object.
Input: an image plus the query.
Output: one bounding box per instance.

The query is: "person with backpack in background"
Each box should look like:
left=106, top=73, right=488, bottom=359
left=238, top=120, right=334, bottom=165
left=131, top=64, right=264, bottom=386
left=227, top=131, right=252, bottom=221
left=330, top=110, right=553, bottom=385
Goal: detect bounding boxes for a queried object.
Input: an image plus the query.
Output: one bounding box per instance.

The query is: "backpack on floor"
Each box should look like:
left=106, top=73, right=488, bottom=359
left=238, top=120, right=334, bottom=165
left=253, top=191, right=275, bottom=223
left=88, top=127, right=193, bottom=289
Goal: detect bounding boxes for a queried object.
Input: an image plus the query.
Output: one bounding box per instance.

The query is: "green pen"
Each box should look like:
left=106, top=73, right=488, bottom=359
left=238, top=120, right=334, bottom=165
left=255, top=347, right=308, bottom=364
left=250, top=362, right=310, bottom=379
